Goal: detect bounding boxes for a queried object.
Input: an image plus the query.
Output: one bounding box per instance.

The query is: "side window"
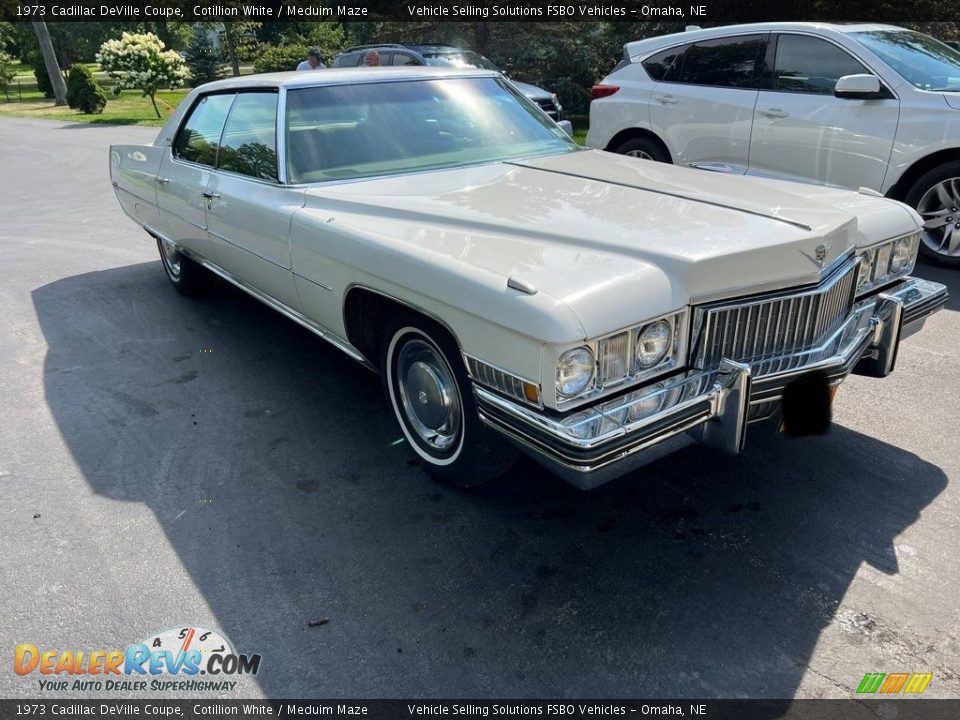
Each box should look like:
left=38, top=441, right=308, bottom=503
left=217, top=92, right=279, bottom=182
left=393, top=53, right=420, bottom=66
left=678, top=35, right=765, bottom=88
left=773, top=35, right=869, bottom=94
left=642, top=44, right=689, bottom=82
left=173, top=93, right=235, bottom=166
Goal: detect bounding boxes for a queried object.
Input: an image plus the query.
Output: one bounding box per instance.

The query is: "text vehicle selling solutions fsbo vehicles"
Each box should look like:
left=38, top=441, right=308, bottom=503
left=109, top=68, right=947, bottom=489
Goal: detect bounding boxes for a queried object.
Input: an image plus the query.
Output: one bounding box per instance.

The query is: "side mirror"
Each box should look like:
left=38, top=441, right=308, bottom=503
left=557, top=120, right=574, bottom=137
left=834, top=74, right=884, bottom=99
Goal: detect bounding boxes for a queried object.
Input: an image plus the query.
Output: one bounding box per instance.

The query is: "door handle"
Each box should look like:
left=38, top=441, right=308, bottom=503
left=655, top=94, right=679, bottom=105
left=155, top=176, right=169, bottom=184
left=202, top=191, right=221, bottom=199
left=760, top=107, right=789, bottom=118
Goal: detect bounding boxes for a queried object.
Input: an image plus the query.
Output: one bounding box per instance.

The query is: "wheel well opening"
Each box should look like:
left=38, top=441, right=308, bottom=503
left=343, top=288, right=395, bottom=369
left=887, top=148, right=960, bottom=201
left=342, top=289, right=456, bottom=370
left=605, top=128, right=671, bottom=159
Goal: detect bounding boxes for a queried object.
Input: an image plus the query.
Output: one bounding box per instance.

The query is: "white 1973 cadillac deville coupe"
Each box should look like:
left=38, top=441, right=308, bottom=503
left=110, top=68, right=947, bottom=489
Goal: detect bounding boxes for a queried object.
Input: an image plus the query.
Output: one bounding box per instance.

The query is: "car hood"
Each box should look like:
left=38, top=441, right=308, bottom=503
left=304, top=150, right=919, bottom=339
left=510, top=80, right=552, bottom=100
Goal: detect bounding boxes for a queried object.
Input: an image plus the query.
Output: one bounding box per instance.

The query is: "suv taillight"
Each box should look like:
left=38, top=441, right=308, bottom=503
left=591, top=84, right=620, bottom=100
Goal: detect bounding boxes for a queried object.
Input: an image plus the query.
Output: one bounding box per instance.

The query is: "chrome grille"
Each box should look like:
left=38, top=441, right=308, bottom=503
left=693, top=260, right=858, bottom=370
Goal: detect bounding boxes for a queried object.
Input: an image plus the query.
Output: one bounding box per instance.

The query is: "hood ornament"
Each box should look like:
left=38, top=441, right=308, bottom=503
left=801, top=241, right=831, bottom=269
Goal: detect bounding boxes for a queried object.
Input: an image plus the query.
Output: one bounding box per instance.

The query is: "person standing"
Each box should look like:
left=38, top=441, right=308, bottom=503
left=296, top=48, right=326, bottom=71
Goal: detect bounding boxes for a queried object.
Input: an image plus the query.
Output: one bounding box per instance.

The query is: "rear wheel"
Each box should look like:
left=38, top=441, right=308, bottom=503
left=905, top=161, right=960, bottom=266
left=613, top=136, right=671, bottom=163
left=381, top=313, right=518, bottom=488
left=157, top=236, right=211, bottom=295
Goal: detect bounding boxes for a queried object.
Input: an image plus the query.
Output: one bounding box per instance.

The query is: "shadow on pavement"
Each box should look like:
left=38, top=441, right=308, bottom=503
left=32, top=260, right=951, bottom=698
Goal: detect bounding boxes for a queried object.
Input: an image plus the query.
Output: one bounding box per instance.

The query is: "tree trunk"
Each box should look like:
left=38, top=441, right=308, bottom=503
left=32, top=21, right=67, bottom=106
left=222, top=23, right=241, bottom=77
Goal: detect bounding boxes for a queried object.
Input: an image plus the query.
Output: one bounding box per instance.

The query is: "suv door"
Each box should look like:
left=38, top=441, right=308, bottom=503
left=648, top=34, right=767, bottom=174
left=747, top=33, right=900, bottom=190
left=157, top=92, right=234, bottom=258
left=204, top=90, right=303, bottom=311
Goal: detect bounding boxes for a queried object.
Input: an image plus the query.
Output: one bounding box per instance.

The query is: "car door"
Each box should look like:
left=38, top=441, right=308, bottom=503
left=648, top=34, right=767, bottom=174
left=204, top=90, right=304, bottom=312
left=156, top=92, right=234, bottom=258
left=747, top=33, right=900, bottom=190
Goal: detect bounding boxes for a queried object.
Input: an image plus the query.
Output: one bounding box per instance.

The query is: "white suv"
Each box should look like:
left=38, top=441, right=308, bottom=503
left=587, top=23, right=960, bottom=265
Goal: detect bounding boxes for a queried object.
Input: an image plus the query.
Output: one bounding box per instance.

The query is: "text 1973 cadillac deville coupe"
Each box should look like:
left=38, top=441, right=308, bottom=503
left=110, top=68, right=947, bottom=489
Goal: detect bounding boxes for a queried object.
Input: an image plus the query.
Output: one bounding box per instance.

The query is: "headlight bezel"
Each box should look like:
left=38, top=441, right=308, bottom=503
left=856, top=231, right=919, bottom=296
left=554, top=310, right=687, bottom=408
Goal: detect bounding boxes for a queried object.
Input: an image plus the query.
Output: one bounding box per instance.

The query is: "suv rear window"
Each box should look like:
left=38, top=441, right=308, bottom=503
left=642, top=44, right=689, bottom=82
left=678, top=35, right=765, bottom=88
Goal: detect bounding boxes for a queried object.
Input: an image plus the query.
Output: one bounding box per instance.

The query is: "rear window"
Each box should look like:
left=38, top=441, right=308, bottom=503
left=173, top=93, right=235, bottom=167
left=642, top=44, right=689, bottom=82
left=678, top=35, right=765, bottom=88
left=218, top=91, right=278, bottom=181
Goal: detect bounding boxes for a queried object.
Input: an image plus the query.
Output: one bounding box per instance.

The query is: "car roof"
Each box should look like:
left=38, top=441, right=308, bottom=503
left=623, top=22, right=910, bottom=57
left=194, top=67, right=500, bottom=92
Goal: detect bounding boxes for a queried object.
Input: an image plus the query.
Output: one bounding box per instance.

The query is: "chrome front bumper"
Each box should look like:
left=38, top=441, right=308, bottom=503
left=475, top=277, right=948, bottom=489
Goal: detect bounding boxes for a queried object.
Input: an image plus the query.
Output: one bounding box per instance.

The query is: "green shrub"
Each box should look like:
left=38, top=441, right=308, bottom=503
left=253, top=44, right=310, bottom=74
left=66, top=64, right=107, bottom=114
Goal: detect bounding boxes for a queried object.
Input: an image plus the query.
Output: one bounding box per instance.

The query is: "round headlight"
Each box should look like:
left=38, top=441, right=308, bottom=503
left=635, top=320, right=672, bottom=369
left=890, top=237, right=913, bottom=273
left=556, top=347, right=595, bottom=398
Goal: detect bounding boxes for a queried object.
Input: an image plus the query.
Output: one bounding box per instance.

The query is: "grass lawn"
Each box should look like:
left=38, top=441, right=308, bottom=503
left=0, top=88, right=189, bottom=126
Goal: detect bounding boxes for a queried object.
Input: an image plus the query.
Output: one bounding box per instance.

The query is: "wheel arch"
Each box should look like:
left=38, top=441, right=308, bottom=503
left=886, top=148, right=960, bottom=201
left=341, top=285, right=466, bottom=371
left=604, top=127, right=672, bottom=161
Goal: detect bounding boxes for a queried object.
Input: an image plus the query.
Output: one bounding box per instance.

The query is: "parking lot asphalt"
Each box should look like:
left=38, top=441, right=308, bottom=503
left=1, top=117, right=958, bottom=701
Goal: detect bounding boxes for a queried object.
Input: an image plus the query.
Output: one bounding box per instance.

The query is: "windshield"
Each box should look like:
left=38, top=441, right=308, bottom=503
left=421, top=51, right=500, bottom=72
left=852, top=30, right=960, bottom=91
left=284, top=77, right=576, bottom=184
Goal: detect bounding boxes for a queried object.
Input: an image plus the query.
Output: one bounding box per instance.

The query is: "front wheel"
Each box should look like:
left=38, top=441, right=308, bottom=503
left=156, top=236, right=211, bottom=295
left=905, top=161, right=960, bottom=266
left=381, top=314, right=518, bottom=488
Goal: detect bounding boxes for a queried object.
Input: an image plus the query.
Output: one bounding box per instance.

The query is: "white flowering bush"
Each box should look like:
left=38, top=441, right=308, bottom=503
left=96, top=32, right=188, bottom=118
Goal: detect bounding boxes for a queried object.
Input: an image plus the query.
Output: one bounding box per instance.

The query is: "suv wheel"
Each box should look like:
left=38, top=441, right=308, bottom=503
left=905, top=161, right=960, bottom=266
left=613, top=136, right=671, bottom=163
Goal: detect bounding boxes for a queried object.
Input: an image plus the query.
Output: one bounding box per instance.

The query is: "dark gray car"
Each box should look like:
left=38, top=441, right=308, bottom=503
left=333, top=43, right=563, bottom=119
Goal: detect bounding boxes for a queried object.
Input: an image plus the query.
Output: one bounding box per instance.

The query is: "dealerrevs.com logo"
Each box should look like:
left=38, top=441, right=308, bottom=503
left=14, top=627, right=261, bottom=692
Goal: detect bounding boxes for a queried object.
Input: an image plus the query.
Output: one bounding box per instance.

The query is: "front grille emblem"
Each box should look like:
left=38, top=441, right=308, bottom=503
left=802, top=241, right=831, bottom=268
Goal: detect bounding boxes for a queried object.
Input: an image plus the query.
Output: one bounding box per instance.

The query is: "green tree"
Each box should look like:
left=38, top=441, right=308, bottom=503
left=253, top=43, right=310, bottom=73
left=97, top=31, right=188, bottom=118
left=66, top=63, right=107, bottom=114
left=0, top=51, right=15, bottom=100
left=185, top=24, right=224, bottom=87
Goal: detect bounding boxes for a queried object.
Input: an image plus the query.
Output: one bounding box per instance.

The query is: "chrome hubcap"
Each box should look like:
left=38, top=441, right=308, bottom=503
left=396, top=339, right=461, bottom=453
left=918, top=177, right=960, bottom=258
left=159, top=237, right=181, bottom=277
left=625, top=149, right=654, bottom=160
